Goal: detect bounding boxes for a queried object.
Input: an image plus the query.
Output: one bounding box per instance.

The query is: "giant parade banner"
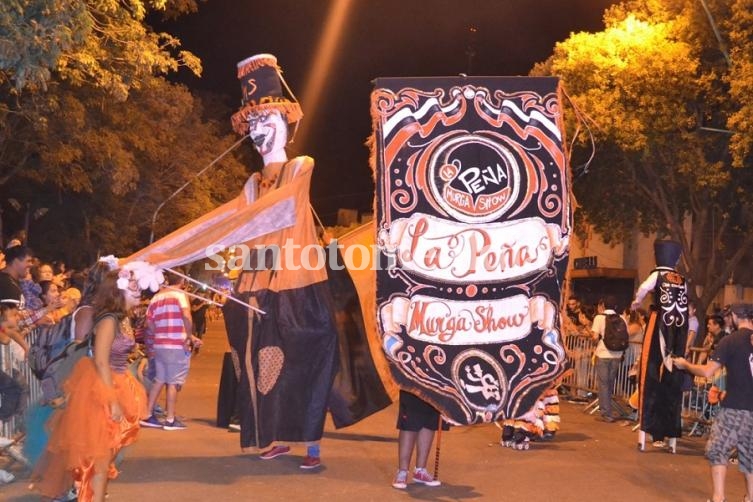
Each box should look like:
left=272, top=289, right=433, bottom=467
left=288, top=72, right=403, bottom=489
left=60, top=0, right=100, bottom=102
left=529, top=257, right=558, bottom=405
left=372, top=77, right=571, bottom=425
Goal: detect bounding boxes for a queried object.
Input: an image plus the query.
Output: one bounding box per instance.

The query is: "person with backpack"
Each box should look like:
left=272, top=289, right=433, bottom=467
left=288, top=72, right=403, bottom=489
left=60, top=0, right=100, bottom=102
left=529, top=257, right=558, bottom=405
left=591, top=295, right=628, bottom=422
left=631, top=239, right=689, bottom=452
left=32, top=265, right=153, bottom=502
left=23, top=262, right=111, bottom=473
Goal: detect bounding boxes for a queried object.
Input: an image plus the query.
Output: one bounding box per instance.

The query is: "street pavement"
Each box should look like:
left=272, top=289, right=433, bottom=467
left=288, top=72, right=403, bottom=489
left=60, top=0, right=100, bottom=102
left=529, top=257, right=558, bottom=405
left=2, top=320, right=748, bottom=501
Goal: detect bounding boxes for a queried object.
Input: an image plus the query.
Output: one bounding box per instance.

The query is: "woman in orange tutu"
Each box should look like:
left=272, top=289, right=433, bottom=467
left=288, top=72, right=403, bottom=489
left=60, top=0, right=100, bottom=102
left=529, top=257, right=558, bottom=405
left=33, top=267, right=148, bottom=502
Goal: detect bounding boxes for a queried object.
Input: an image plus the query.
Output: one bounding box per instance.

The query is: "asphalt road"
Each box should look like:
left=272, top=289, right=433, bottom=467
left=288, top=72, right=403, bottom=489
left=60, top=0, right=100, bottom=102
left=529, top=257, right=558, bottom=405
left=3, top=320, right=747, bottom=501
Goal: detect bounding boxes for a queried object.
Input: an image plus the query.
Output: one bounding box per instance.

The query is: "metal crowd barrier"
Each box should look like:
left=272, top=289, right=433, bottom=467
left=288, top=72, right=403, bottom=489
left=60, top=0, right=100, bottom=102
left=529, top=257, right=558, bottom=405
left=1, top=325, right=726, bottom=444
left=561, top=333, right=641, bottom=404
left=1, top=330, right=44, bottom=441
left=562, top=332, right=724, bottom=436
left=681, top=347, right=726, bottom=436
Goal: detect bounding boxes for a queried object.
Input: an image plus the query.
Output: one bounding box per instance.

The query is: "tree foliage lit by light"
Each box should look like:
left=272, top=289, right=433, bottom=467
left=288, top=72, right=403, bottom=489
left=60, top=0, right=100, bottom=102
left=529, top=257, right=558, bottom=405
left=0, top=1, right=249, bottom=264
left=0, top=0, right=201, bottom=98
left=533, top=0, right=753, bottom=315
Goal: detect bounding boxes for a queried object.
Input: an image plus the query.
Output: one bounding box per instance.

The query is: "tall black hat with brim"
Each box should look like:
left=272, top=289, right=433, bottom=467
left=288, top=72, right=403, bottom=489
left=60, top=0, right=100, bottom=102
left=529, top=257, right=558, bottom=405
left=654, top=239, right=682, bottom=268
left=231, top=54, right=303, bottom=135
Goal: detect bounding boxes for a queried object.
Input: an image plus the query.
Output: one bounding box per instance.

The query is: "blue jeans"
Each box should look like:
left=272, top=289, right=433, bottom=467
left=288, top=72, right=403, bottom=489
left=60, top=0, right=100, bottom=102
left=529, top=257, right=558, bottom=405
left=595, top=357, right=620, bottom=417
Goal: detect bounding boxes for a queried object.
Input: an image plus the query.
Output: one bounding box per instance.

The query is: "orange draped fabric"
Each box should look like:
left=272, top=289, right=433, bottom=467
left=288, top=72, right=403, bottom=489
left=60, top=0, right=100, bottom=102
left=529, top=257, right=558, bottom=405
left=121, top=160, right=305, bottom=269
left=32, top=358, right=147, bottom=501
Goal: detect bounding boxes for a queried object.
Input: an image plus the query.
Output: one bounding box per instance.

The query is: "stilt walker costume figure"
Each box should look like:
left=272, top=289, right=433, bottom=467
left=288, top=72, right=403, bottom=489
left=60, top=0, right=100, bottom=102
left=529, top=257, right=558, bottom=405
left=222, top=54, right=338, bottom=469
left=632, top=240, right=689, bottom=453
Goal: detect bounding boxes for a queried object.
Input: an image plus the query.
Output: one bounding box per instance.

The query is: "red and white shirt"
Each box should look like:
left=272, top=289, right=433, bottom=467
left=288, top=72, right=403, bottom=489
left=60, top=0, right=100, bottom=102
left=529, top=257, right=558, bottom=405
left=146, top=290, right=190, bottom=350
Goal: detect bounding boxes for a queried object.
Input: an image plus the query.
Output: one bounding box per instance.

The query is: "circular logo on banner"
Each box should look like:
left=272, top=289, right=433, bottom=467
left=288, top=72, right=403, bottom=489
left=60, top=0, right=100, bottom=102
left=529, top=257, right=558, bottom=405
left=428, top=134, right=521, bottom=223
left=451, top=349, right=507, bottom=413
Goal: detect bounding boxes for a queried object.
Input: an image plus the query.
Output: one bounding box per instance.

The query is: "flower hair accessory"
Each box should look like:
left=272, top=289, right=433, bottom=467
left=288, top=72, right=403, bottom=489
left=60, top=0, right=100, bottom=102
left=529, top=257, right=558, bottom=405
left=116, top=261, right=164, bottom=293
left=98, top=255, right=120, bottom=271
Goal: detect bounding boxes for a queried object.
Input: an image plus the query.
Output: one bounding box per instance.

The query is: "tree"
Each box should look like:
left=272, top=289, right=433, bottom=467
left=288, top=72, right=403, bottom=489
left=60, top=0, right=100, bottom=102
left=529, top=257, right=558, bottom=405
left=3, top=78, right=249, bottom=265
left=0, top=0, right=202, bottom=190
left=0, top=0, right=253, bottom=265
left=532, top=0, right=753, bottom=315
left=0, top=0, right=201, bottom=94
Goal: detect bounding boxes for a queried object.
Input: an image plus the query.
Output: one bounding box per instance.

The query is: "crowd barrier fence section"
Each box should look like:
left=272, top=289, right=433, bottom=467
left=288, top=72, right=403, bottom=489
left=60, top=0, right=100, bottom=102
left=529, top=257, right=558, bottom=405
left=561, top=332, right=723, bottom=435
left=1, top=330, right=43, bottom=442
left=0, top=326, right=732, bottom=444
left=561, top=334, right=641, bottom=402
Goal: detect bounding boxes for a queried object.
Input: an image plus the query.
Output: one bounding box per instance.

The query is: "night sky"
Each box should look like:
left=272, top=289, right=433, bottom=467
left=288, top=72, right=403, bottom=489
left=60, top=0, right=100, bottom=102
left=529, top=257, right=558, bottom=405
left=163, top=0, right=619, bottom=224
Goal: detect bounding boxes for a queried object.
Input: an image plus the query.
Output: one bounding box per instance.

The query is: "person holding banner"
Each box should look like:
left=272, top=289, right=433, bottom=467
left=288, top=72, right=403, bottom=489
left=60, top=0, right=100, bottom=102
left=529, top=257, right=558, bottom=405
left=392, top=391, right=445, bottom=489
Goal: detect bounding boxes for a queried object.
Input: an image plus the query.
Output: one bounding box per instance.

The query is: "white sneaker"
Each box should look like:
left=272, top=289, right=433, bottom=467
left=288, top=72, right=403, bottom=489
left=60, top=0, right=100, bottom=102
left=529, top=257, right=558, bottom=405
left=6, top=445, right=30, bottom=466
left=392, top=469, right=408, bottom=489
left=0, top=469, right=15, bottom=484
left=0, top=437, right=14, bottom=448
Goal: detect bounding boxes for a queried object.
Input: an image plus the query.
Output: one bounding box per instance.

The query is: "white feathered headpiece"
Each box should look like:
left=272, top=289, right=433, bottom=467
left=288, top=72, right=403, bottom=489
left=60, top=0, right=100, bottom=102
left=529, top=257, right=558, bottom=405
left=98, top=255, right=164, bottom=293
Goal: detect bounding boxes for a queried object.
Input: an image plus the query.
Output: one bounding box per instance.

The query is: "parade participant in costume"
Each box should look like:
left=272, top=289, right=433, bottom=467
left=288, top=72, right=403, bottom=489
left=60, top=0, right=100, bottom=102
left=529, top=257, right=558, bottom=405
left=31, top=261, right=156, bottom=502
left=121, top=54, right=390, bottom=467
left=631, top=240, right=689, bottom=453
left=673, top=303, right=753, bottom=502
left=222, top=54, right=338, bottom=469
left=22, top=262, right=111, bottom=472
left=500, top=386, right=560, bottom=450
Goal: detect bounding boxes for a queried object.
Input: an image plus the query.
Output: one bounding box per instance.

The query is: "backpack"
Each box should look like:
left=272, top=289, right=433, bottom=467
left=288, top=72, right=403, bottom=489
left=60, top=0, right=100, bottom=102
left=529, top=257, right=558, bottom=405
left=27, top=313, right=91, bottom=403
left=0, top=369, right=23, bottom=420
left=602, top=313, right=629, bottom=352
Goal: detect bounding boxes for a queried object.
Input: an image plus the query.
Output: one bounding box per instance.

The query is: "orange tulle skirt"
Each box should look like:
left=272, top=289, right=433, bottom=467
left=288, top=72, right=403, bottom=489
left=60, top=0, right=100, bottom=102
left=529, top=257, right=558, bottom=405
left=32, top=358, right=147, bottom=501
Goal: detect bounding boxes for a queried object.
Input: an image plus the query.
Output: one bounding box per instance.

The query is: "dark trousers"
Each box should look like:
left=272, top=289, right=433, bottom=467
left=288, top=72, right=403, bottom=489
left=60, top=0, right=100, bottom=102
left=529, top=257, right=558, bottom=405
left=596, top=357, right=620, bottom=417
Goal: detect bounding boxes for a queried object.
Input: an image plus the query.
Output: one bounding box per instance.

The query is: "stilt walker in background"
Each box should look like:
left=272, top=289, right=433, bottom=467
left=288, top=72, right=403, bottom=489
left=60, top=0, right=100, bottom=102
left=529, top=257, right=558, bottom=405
left=632, top=240, right=689, bottom=453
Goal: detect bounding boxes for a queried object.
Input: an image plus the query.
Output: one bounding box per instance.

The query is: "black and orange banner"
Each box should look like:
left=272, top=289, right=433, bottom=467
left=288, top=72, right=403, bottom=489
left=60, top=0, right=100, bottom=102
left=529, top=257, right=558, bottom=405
left=372, top=77, right=572, bottom=425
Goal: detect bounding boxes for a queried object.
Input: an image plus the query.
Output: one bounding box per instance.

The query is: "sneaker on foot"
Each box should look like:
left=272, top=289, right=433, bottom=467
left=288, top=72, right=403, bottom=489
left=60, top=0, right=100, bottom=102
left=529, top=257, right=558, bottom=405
left=6, top=445, right=30, bottom=466
left=299, top=456, right=321, bottom=469
left=259, top=445, right=290, bottom=460
left=228, top=423, right=241, bottom=432
left=0, top=469, right=15, bottom=484
left=392, top=469, right=408, bottom=489
left=652, top=440, right=667, bottom=448
left=163, top=418, right=187, bottom=431
left=56, top=487, right=77, bottom=501
left=413, top=468, right=441, bottom=487
left=139, top=415, right=164, bottom=428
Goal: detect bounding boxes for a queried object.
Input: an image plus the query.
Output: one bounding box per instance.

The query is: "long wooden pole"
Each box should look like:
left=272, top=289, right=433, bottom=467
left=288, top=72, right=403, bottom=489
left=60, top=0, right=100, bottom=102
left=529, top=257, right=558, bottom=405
left=433, top=416, right=443, bottom=480
left=164, top=267, right=265, bottom=315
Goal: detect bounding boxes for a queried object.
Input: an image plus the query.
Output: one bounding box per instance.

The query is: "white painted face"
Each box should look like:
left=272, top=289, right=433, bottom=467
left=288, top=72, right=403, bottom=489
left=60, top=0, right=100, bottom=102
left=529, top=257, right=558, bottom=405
left=123, top=277, right=141, bottom=309
left=247, top=110, right=288, bottom=157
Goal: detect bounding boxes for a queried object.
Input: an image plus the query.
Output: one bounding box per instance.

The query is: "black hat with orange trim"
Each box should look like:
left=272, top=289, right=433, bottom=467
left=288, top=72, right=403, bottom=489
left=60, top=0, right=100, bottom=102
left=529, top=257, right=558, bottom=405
left=231, top=54, right=303, bottom=136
